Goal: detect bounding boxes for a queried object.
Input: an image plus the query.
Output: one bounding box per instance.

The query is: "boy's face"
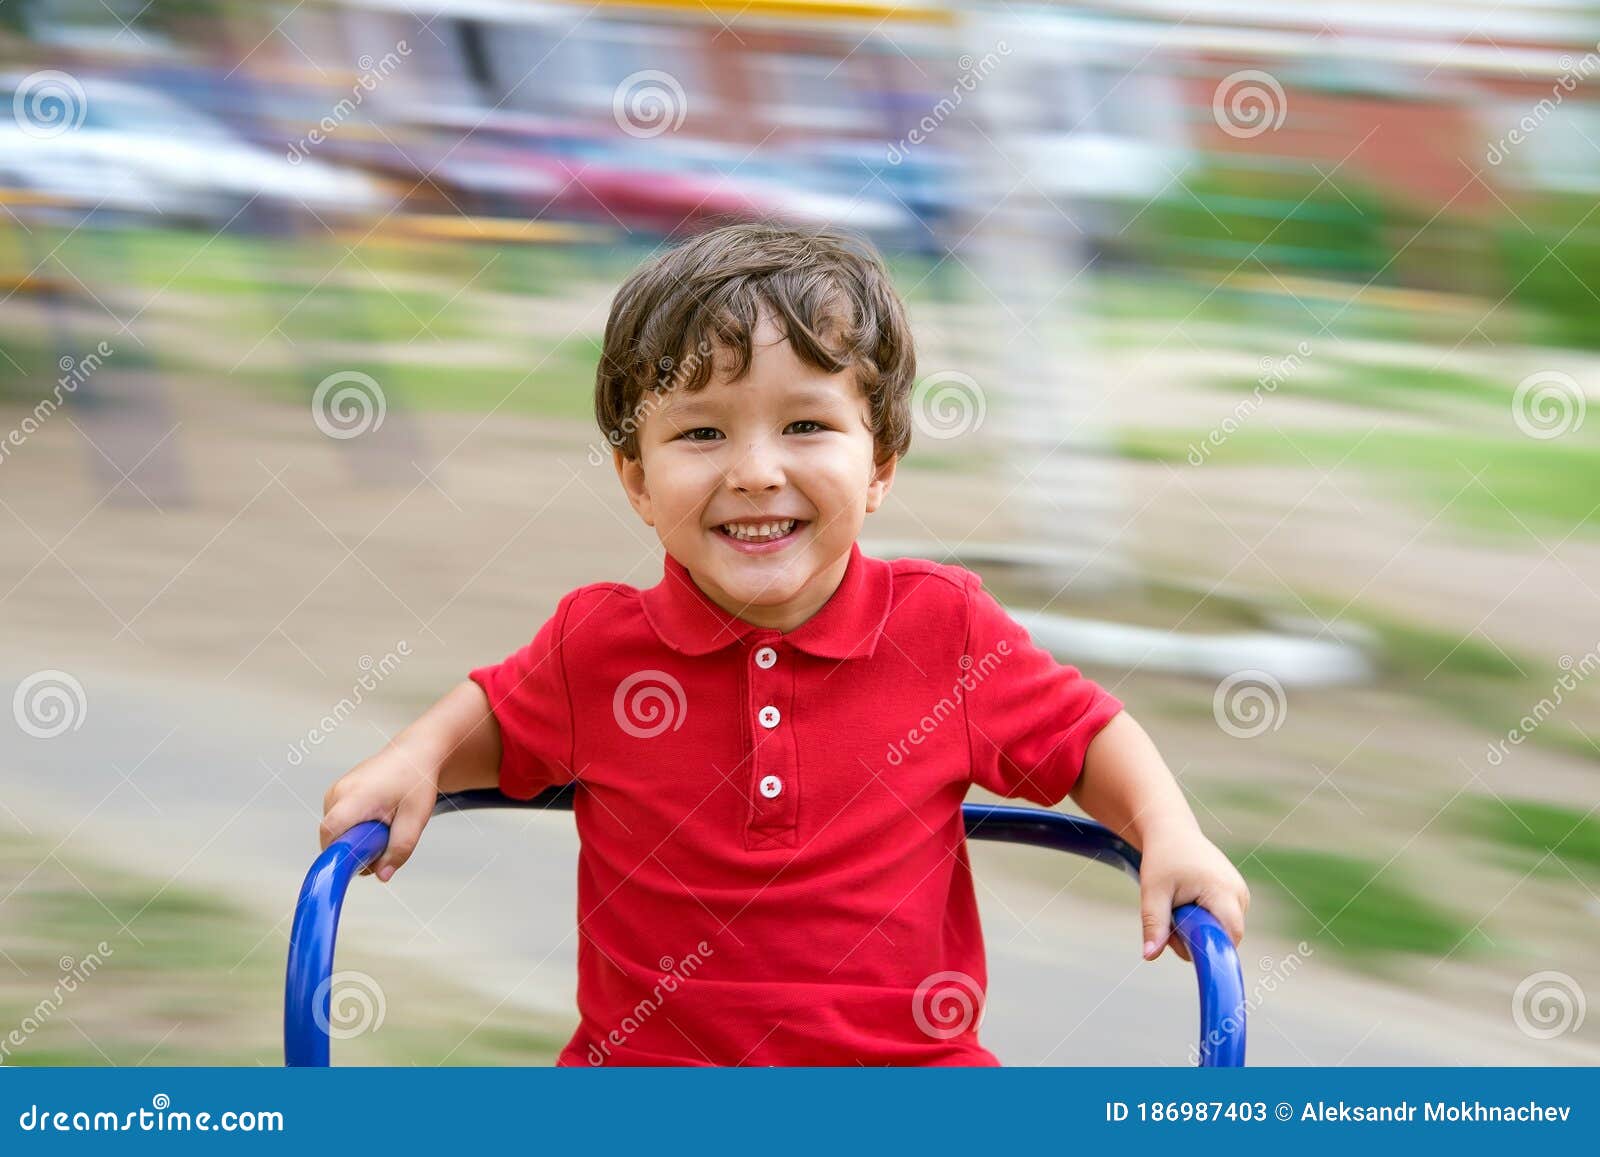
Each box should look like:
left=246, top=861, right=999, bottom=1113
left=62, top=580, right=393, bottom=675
left=615, top=313, right=897, bottom=631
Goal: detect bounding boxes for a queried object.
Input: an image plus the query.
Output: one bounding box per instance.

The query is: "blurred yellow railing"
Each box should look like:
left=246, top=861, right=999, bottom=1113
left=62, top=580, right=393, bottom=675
left=336, top=0, right=956, bottom=25
left=588, top=0, right=956, bottom=22
left=347, top=213, right=613, bottom=245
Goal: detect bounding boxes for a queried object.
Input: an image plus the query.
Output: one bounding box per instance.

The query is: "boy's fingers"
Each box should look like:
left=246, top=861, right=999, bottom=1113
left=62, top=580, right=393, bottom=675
left=1141, top=884, right=1174, bottom=961
left=1213, top=896, right=1247, bottom=947
left=1167, top=927, right=1193, bottom=963
left=318, top=802, right=360, bottom=852
left=320, top=798, right=401, bottom=878
left=1183, top=895, right=1246, bottom=950
left=372, top=793, right=431, bottom=881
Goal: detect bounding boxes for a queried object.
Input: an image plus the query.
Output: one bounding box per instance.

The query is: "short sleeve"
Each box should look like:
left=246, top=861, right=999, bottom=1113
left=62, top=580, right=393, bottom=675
left=963, top=576, right=1123, bottom=806
left=468, top=592, right=578, bottom=800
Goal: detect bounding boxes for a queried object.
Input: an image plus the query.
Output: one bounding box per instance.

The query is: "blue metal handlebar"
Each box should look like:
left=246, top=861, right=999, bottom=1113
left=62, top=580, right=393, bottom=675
left=286, top=787, right=1246, bottom=1067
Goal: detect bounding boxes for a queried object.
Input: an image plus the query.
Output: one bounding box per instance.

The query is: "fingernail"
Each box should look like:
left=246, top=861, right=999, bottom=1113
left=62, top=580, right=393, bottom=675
left=378, top=865, right=394, bottom=882
left=1142, top=940, right=1155, bottom=958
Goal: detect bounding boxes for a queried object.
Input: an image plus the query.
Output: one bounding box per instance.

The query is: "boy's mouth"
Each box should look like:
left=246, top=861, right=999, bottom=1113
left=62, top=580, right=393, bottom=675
left=715, top=518, right=805, bottom=546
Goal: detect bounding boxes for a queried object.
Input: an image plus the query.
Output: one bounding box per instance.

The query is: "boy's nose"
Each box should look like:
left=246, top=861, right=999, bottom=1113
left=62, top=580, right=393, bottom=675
left=726, top=439, right=785, bottom=493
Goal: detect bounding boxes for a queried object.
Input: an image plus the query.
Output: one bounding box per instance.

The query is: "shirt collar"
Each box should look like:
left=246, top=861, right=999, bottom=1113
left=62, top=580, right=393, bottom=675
left=640, top=541, right=892, bottom=660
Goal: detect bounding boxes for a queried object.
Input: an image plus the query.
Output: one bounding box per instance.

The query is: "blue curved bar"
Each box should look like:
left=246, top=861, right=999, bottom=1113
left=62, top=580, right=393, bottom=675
left=283, top=819, right=389, bottom=1067
left=287, top=790, right=1246, bottom=1066
left=962, top=803, right=1246, bottom=1067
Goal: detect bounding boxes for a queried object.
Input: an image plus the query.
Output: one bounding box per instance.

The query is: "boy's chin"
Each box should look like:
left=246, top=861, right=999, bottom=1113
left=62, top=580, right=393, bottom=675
left=707, top=560, right=812, bottom=604
left=711, top=566, right=808, bottom=609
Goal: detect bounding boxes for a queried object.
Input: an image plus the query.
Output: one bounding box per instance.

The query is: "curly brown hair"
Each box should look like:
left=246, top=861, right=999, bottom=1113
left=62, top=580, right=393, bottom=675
left=594, top=221, right=917, bottom=463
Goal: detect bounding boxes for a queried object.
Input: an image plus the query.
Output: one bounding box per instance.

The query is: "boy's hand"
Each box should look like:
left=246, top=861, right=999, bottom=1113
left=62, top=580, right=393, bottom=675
left=319, top=743, right=440, bottom=883
left=1137, top=822, right=1249, bottom=963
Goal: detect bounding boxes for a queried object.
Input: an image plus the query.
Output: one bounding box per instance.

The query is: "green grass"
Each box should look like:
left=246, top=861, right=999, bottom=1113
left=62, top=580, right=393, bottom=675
left=1292, top=596, right=1595, bottom=754
left=0, top=827, right=569, bottom=1065
left=1205, top=782, right=1286, bottom=817
left=1327, top=603, right=1525, bottom=683
left=379, top=334, right=601, bottom=418
left=1450, top=796, right=1600, bottom=876
left=270, top=283, right=486, bottom=345
left=1088, top=272, right=1472, bottom=348
left=1238, top=846, right=1485, bottom=961
left=230, top=333, right=603, bottom=421
left=1203, top=360, right=1509, bottom=417
left=1524, top=723, right=1600, bottom=763
left=40, top=225, right=306, bottom=297
left=1120, top=425, right=1600, bottom=538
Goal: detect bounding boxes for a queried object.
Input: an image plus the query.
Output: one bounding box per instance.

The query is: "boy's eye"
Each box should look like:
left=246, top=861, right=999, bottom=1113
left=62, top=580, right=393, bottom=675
left=785, top=420, right=827, bottom=435
left=679, top=427, right=723, bottom=442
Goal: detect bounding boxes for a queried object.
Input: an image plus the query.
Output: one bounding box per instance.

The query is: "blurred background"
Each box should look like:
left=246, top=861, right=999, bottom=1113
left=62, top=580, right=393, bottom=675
left=2, top=0, right=1598, bottom=1066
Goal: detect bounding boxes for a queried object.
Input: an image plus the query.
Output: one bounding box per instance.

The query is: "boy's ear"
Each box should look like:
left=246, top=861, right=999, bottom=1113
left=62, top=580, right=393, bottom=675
left=613, top=448, right=655, bottom=526
left=864, top=453, right=898, bottom=514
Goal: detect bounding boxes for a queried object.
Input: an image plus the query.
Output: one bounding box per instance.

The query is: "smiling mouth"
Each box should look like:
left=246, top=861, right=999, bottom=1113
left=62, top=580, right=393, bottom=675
left=716, top=519, right=804, bottom=543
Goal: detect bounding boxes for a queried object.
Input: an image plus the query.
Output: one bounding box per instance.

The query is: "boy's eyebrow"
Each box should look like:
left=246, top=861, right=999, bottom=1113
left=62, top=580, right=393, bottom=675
left=658, top=384, right=852, bottom=421
left=658, top=395, right=720, bottom=421
left=785, top=385, right=854, bottom=406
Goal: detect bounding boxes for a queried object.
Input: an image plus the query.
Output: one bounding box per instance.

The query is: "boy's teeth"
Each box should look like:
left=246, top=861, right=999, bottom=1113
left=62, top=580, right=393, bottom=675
left=722, top=519, right=797, bottom=542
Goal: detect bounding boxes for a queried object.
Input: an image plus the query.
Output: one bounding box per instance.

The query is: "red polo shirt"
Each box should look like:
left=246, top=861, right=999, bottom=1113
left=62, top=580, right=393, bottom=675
left=469, top=542, right=1123, bottom=1066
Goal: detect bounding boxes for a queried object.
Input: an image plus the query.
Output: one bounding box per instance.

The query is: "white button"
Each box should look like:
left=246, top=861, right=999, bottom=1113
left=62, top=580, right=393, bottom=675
left=758, top=705, right=781, bottom=729
left=759, top=775, right=783, bottom=799
left=754, top=646, right=778, bottom=669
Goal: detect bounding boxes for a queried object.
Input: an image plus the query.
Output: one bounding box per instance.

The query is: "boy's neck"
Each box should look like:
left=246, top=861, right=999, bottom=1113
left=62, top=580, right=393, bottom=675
left=683, top=547, right=854, bottom=634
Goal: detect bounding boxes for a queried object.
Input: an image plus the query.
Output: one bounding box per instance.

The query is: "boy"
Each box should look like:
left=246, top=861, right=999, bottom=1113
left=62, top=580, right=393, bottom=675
left=319, top=223, right=1249, bottom=1066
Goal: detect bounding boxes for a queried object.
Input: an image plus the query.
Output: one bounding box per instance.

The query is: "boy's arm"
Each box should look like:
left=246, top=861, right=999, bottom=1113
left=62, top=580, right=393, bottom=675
left=1070, top=711, right=1250, bottom=962
left=319, top=679, right=502, bottom=881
